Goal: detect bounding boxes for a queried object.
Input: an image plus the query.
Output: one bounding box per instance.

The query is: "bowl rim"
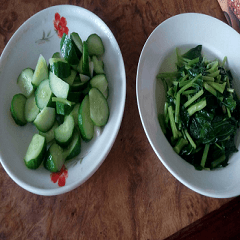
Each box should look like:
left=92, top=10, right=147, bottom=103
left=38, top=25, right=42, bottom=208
left=136, top=12, right=240, bottom=198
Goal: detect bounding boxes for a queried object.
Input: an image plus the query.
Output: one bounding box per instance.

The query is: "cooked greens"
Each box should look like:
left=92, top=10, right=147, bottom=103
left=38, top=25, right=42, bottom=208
left=157, top=45, right=240, bottom=170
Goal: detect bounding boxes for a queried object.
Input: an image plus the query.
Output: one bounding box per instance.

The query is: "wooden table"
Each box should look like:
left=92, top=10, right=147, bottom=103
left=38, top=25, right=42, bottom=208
left=1, top=0, right=240, bottom=239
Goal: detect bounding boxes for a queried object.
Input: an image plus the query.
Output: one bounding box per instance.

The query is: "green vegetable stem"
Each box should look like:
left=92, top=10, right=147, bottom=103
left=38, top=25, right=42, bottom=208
left=157, top=45, right=240, bottom=170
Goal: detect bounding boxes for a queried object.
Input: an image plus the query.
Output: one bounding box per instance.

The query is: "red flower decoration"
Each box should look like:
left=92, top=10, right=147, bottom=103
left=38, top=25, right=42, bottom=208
left=53, top=13, right=69, bottom=38
left=50, top=165, right=68, bottom=187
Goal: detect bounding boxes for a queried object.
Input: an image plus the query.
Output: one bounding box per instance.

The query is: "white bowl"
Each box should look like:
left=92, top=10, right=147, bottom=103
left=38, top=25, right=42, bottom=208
left=0, top=5, right=126, bottom=195
left=136, top=13, right=240, bottom=198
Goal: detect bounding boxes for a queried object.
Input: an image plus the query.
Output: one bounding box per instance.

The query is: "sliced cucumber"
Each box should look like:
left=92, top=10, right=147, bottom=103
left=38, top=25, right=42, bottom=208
left=90, top=74, right=108, bottom=95
left=80, top=74, right=90, bottom=83
left=10, top=93, right=27, bottom=126
left=32, top=54, right=48, bottom=88
left=25, top=94, right=40, bottom=122
left=63, top=69, right=77, bottom=85
left=78, top=95, right=94, bottom=141
left=70, top=81, right=89, bottom=92
left=49, top=58, right=71, bottom=79
left=49, top=72, right=69, bottom=99
left=52, top=97, right=73, bottom=106
left=69, top=103, right=80, bottom=126
left=54, top=114, right=75, bottom=147
left=70, top=32, right=83, bottom=55
left=49, top=57, right=68, bottom=65
left=60, top=33, right=79, bottom=65
left=86, top=34, right=105, bottom=56
left=89, top=88, right=109, bottom=126
left=102, top=86, right=109, bottom=99
left=65, top=127, right=81, bottom=161
left=89, top=60, right=94, bottom=77
left=52, top=52, right=61, bottom=58
left=17, top=68, right=34, bottom=98
left=39, top=121, right=59, bottom=143
left=55, top=101, right=74, bottom=116
left=35, top=79, right=54, bottom=109
left=76, top=56, right=83, bottom=73
left=92, top=56, right=105, bottom=75
left=24, top=134, right=47, bottom=169
left=44, top=142, right=64, bottom=172
left=82, top=41, right=90, bottom=76
left=34, top=107, right=56, bottom=132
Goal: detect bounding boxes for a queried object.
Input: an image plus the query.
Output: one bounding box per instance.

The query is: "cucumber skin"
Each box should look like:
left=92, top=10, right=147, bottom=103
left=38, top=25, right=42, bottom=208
left=65, top=127, right=81, bottom=161
left=44, top=143, right=64, bottom=172
left=10, top=93, right=27, bottom=126
left=89, top=88, right=109, bottom=127
left=78, top=95, right=94, bottom=142
left=87, top=34, right=105, bottom=56
left=60, top=33, right=79, bottom=65
left=44, top=151, right=58, bottom=172
left=82, top=41, right=90, bottom=76
left=24, top=137, right=47, bottom=169
left=54, top=115, right=75, bottom=147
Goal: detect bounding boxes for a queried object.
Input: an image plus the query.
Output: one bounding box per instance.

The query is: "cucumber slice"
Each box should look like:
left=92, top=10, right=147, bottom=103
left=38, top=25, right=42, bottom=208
left=52, top=52, right=61, bottom=58
left=86, top=34, right=105, bottom=56
left=49, top=58, right=71, bottom=79
left=54, top=114, right=75, bottom=147
left=70, top=32, right=83, bottom=55
left=32, top=54, right=48, bottom=88
left=89, top=74, right=108, bottom=95
left=80, top=74, right=90, bottom=83
left=92, top=56, right=105, bottom=75
left=49, top=72, right=69, bottom=99
left=70, top=81, right=89, bottom=92
left=17, top=68, right=34, bottom=98
left=76, top=56, right=83, bottom=73
left=25, top=94, right=40, bottom=122
left=69, top=103, right=80, bottom=126
left=82, top=41, right=90, bottom=76
left=60, top=33, right=79, bottom=65
left=89, top=60, right=94, bottom=77
left=63, top=69, right=77, bottom=85
left=78, top=95, right=94, bottom=141
left=10, top=93, right=27, bottom=126
left=55, top=101, right=74, bottom=116
left=52, top=97, right=73, bottom=106
left=39, top=121, right=59, bottom=143
left=65, top=127, right=81, bottom=161
left=44, top=142, right=64, bottom=172
left=35, top=79, right=54, bottom=109
left=102, top=86, right=109, bottom=99
left=24, top=134, right=47, bottom=169
left=89, top=88, right=109, bottom=126
left=34, top=107, right=56, bottom=132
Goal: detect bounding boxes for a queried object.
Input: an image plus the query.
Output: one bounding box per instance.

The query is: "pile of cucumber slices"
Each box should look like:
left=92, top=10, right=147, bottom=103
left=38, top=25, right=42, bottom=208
left=10, top=32, right=109, bottom=172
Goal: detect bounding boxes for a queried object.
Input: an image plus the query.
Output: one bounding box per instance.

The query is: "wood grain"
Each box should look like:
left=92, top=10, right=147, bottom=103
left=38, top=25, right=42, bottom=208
left=165, top=196, right=240, bottom=240
left=0, top=0, right=235, bottom=239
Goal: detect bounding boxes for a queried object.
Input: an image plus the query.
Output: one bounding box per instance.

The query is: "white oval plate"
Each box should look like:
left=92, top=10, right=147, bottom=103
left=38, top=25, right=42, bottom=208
left=0, top=5, right=126, bottom=195
left=136, top=13, right=240, bottom=198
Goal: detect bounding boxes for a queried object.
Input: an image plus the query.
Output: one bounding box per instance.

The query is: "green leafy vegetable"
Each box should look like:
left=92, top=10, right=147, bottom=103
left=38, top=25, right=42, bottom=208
left=157, top=45, right=240, bottom=170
